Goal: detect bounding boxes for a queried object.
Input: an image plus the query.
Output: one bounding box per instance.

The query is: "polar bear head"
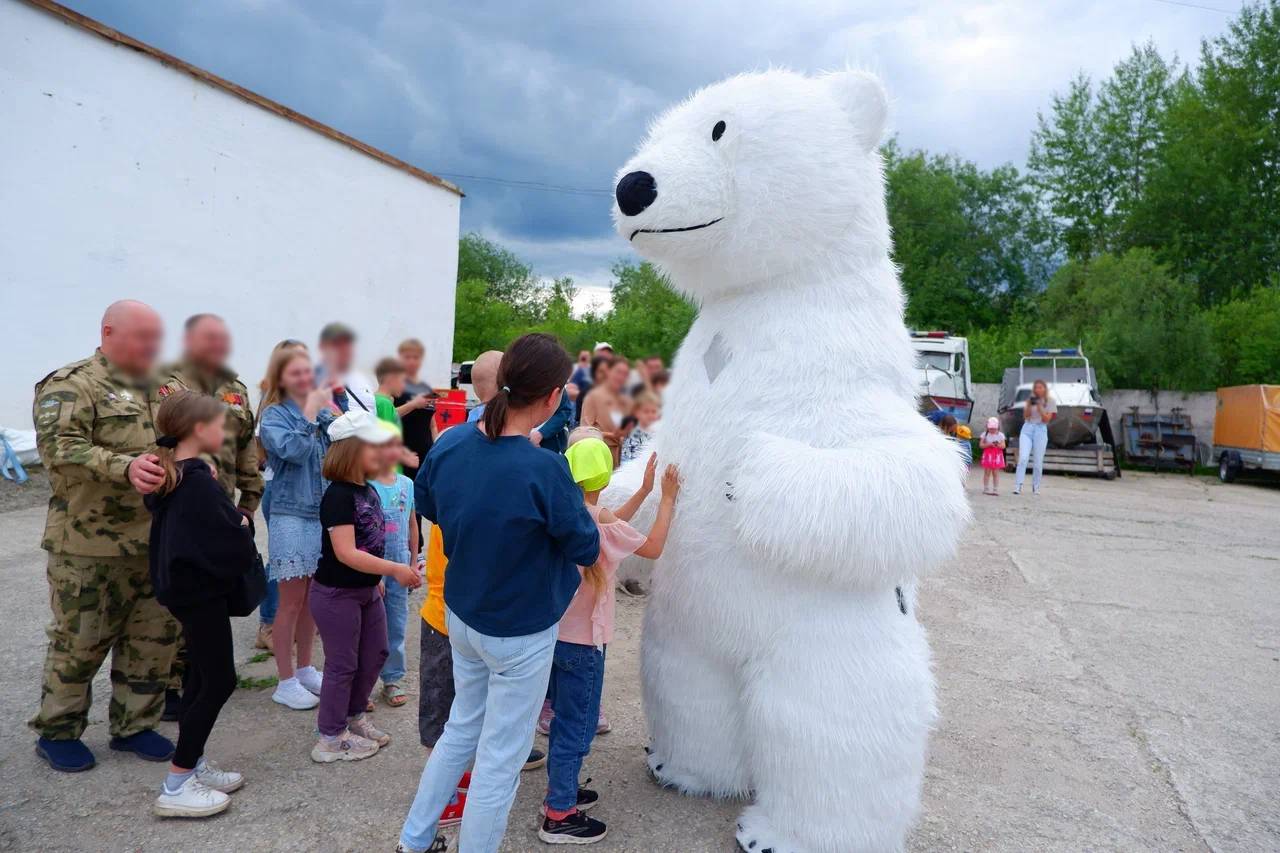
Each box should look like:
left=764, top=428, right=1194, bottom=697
left=613, top=68, right=890, bottom=299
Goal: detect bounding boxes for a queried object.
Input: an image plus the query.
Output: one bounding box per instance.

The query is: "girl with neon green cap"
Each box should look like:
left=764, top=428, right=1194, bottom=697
left=536, top=438, right=681, bottom=841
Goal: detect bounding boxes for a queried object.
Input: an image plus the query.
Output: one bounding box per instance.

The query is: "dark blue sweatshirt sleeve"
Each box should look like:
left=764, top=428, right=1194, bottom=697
left=414, top=455, right=437, bottom=524
left=538, top=386, right=574, bottom=443
left=545, top=457, right=600, bottom=566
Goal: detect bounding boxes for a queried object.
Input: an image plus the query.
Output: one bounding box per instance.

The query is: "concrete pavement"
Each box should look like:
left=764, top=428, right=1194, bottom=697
left=0, top=469, right=1275, bottom=851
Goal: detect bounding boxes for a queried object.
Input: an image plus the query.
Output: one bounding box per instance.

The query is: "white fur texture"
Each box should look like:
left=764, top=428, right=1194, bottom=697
left=607, top=69, right=970, bottom=853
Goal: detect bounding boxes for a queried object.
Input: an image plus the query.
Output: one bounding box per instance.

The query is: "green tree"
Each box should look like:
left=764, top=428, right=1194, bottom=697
left=885, top=141, right=1054, bottom=331
left=601, top=260, right=697, bottom=362
left=1030, top=44, right=1179, bottom=259
left=1206, top=286, right=1280, bottom=385
left=966, top=320, right=1044, bottom=384
left=1041, top=249, right=1217, bottom=391
left=456, top=233, right=540, bottom=317
left=1028, top=73, right=1109, bottom=258
left=1131, top=1, right=1280, bottom=305
left=451, top=277, right=516, bottom=362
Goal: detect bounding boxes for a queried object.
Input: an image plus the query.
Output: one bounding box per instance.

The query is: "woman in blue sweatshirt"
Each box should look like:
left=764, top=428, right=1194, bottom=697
left=399, top=334, right=600, bottom=853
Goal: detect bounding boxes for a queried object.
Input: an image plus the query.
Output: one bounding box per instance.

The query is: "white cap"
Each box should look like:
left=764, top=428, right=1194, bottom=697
left=327, top=409, right=393, bottom=444
left=593, top=341, right=614, bottom=353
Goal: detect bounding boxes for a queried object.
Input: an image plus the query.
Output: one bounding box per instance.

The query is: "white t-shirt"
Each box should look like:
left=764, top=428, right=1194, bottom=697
left=341, top=370, right=377, bottom=413
left=979, top=430, right=1007, bottom=447
left=316, top=366, right=377, bottom=414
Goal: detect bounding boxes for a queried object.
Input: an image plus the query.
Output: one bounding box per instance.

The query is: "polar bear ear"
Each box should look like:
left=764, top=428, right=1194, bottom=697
left=824, top=70, right=888, bottom=152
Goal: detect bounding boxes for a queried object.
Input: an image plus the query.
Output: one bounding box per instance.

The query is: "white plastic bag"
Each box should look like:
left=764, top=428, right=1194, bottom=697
left=0, top=428, right=39, bottom=465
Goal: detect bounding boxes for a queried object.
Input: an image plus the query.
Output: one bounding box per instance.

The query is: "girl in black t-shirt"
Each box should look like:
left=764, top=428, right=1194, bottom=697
left=309, top=411, right=422, bottom=765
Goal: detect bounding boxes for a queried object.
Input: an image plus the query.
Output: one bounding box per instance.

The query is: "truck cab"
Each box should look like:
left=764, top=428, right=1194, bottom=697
left=911, top=331, right=974, bottom=424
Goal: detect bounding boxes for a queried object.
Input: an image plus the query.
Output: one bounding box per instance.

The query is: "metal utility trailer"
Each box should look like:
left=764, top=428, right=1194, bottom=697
left=1120, top=409, right=1198, bottom=474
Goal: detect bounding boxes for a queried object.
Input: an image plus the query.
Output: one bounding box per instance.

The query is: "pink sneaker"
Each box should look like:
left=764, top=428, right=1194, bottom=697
left=596, top=710, right=611, bottom=735
left=537, top=700, right=553, bottom=735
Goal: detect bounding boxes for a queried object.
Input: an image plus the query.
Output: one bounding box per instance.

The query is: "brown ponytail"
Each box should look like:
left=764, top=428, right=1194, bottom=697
left=582, top=561, right=607, bottom=596
left=154, top=390, right=226, bottom=496
left=481, top=334, right=572, bottom=440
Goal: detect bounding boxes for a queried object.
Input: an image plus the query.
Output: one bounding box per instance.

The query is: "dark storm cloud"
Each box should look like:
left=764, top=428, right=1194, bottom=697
left=59, top=0, right=1240, bottom=292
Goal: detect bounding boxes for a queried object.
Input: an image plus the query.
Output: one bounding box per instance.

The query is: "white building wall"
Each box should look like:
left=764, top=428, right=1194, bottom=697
left=0, top=0, right=460, bottom=428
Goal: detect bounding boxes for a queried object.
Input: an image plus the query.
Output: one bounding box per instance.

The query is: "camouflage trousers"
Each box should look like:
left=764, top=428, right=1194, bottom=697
left=28, top=553, right=179, bottom=740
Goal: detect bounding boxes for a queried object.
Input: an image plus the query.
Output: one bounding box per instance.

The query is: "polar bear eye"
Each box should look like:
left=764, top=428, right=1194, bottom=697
left=711, top=120, right=726, bottom=142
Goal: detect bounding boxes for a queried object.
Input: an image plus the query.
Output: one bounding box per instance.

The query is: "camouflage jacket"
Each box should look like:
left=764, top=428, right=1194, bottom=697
left=159, top=360, right=263, bottom=512
left=33, top=350, right=164, bottom=557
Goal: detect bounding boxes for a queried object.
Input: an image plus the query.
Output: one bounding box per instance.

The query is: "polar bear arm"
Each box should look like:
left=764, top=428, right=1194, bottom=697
left=731, top=429, right=969, bottom=588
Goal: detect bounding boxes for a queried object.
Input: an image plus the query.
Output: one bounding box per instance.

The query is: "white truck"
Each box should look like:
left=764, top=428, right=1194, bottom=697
left=912, top=331, right=974, bottom=424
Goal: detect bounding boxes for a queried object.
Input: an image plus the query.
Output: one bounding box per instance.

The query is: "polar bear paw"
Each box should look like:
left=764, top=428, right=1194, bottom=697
left=644, top=746, right=721, bottom=796
left=735, top=805, right=806, bottom=853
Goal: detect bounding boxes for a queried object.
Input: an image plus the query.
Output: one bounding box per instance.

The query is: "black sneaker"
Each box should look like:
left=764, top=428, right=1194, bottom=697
left=538, top=811, right=607, bottom=845
left=160, top=689, right=182, bottom=722
left=575, top=785, right=600, bottom=812
left=523, top=747, right=547, bottom=771
left=542, top=785, right=600, bottom=815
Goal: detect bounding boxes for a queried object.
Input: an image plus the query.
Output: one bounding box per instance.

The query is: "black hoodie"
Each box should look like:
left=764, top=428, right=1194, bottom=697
left=146, top=458, right=259, bottom=609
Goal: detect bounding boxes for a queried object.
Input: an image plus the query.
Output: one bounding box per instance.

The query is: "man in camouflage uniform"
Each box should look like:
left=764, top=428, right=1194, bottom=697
left=30, top=300, right=180, bottom=772
left=158, top=314, right=263, bottom=706
left=159, top=313, right=262, bottom=515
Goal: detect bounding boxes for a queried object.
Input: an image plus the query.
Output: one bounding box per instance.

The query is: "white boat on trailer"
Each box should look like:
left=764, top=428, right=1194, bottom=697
left=998, top=347, right=1105, bottom=448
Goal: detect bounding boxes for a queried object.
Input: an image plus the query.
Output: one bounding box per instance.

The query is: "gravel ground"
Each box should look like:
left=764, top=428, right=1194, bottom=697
left=0, top=468, right=1276, bottom=852
left=0, top=470, right=49, bottom=514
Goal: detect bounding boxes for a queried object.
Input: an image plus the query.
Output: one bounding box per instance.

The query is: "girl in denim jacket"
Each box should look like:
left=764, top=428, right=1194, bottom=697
left=258, top=348, right=337, bottom=711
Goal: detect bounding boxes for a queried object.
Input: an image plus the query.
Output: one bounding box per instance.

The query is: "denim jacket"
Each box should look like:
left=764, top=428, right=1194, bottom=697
left=259, top=400, right=334, bottom=519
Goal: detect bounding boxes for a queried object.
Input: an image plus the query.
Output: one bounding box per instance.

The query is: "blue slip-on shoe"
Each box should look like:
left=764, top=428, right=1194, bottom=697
left=109, top=729, right=175, bottom=762
left=35, top=737, right=96, bottom=772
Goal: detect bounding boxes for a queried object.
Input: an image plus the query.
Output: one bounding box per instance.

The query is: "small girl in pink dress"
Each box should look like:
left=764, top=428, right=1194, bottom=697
left=536, top=438, right=680, bottom=842
left=979, top=416, right=1008, bottom=496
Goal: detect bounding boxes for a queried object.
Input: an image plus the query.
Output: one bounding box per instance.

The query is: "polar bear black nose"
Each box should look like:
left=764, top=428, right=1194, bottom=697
left=616, top=171, right=657, bottom=217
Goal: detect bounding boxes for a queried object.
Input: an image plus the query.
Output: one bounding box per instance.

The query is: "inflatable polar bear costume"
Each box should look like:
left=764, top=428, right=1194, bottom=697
left=605, top=69, right=970, bottom=852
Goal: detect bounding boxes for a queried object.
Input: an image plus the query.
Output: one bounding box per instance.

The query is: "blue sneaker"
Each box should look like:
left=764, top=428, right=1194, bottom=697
left=35, top=737, right=96, bottom=772
left=109, top=729, right=175, bottom=762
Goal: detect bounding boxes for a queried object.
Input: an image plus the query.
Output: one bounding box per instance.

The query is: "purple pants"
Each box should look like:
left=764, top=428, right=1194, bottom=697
left=309, top=582, right=389, bottom=737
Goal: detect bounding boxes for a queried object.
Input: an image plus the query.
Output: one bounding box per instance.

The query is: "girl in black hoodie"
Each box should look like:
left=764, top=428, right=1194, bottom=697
left=146, top=390, right=259, bottom=819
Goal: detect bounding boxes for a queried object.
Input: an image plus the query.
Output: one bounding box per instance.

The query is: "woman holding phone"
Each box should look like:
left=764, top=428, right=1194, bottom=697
left=1014, top=379, right=1056, bottom=495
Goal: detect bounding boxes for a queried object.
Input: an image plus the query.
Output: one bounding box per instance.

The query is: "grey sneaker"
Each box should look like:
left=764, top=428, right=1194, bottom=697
left=348, top=713, right=391, bottom=747
left=311, top=730, right=379, bottom=763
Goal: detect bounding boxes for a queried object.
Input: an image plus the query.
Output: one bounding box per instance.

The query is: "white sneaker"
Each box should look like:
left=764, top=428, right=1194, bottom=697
left=310, top=730, right=380, bottom=763
left=195, top=757, right=244, bottom=793
left=273, top=677, right=319, bottom=710
left=154, top=776, right=230, bottom=818
left=295, top=665, right=323, bottom=695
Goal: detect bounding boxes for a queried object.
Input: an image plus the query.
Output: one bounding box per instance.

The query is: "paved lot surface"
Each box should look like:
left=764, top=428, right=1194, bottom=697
left=0, top=469, right=1276, bottom=852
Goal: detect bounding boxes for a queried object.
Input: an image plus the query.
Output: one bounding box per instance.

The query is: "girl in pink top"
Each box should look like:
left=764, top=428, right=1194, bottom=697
left=979, top=416, right=1008, bottom=496
left=537, top=440, right=680, bottom=842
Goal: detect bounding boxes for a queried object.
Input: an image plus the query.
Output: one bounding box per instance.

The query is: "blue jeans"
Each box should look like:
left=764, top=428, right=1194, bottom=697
left=380, top=576, right=408, bottom=684
left=399, top=610, right=557, bottom=853
left=258, top=480, right=278, bottom=625
left=1016, top=421, right=1050, bottom=492
left=545, top=641, right=605, bottom=811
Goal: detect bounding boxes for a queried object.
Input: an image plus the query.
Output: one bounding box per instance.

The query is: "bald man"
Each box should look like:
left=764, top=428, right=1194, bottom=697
left=465, top=350, right=503, bottom=424
left=30, top=300, right=180, bottom=772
